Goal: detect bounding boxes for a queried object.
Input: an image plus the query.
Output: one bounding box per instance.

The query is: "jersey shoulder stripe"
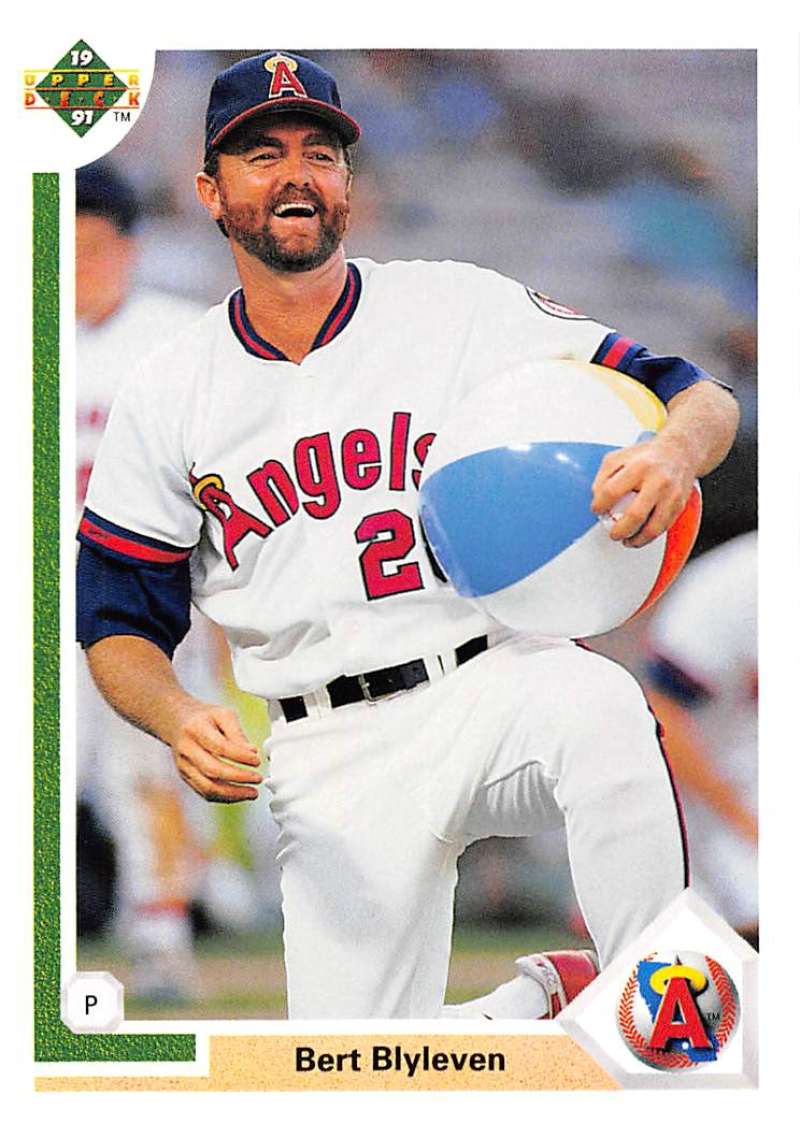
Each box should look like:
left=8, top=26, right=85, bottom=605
left=78, top=508, right=195, bottom=565
left=593, top=331, right=641, bottom=369
left=590, top=331, right=728, bottom=404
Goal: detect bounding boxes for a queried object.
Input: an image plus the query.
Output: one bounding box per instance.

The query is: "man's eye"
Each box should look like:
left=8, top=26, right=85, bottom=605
left=309, top=151, right=335, bottom=162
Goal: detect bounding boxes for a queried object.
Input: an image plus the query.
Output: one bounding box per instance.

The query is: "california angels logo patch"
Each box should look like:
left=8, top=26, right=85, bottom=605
left=526, top=288, right=589, bottom=320
left=264, top=54, right=308, bottom=99
left=617, top=951, right=740, bottom=1070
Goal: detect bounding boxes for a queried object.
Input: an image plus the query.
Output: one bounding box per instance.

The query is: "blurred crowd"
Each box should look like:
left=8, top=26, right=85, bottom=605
left=75, top=49, right=758, bottom=1003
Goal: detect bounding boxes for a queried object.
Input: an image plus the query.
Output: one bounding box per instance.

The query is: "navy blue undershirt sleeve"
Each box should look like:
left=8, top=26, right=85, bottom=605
left=592, top=332, right=734, bottom=404
left=76, top=541, right=192, bottom=660
left=645, top=655, right=713, bottom=708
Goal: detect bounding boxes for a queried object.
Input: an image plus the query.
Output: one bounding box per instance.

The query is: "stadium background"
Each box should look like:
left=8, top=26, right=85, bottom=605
left=76, top=48, right=757, bottom=1019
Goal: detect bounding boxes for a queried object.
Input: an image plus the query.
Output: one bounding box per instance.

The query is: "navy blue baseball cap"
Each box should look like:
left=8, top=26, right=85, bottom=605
left=76, top=162, right=139, bottom=233
left=205, top=51, right=361, bottom=158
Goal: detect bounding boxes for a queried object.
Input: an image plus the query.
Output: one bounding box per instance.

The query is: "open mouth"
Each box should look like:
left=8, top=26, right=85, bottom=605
left=273, top=201, right=318, bottom=219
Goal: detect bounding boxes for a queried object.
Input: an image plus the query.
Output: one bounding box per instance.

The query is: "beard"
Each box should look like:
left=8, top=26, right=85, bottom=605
left=219, top=187, right=350, bottom=273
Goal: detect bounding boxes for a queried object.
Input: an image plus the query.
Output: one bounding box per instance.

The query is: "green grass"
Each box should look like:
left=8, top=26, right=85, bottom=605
left=79, top=922, right=580, bottom=1021
left=451, top=923, right=581, bottom=956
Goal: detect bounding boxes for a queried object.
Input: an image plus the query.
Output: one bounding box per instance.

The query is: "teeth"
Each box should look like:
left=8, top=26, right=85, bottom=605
left=274, top=202, right=316, bottom=217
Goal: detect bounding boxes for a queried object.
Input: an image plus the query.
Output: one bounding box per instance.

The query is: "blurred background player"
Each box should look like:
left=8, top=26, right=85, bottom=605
left=76, top=163, right=204, bottom=507
left=76, top=162, right=276, bottom=1000
left=643, top=531, right=758, bottom=947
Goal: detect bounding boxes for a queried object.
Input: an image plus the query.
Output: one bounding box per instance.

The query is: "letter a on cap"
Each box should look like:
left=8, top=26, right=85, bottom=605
left=265, top=54, right=308, bottom=99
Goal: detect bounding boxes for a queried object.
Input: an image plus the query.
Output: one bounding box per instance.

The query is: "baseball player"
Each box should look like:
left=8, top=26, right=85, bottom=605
left=76, top=163, right=215, bottom=1000
left=644, top=531, right=757, bottom=948
left=76, top=52, right=740, bottom=1019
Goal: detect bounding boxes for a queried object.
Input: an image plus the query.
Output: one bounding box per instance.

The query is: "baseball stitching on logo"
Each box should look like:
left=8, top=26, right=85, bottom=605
left=707, top=956, right=738, bottom=1049
left=618, top=954, right=739, bottom=1069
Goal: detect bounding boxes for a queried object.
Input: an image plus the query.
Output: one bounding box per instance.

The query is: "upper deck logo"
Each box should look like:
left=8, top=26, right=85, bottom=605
left=617, top=950, right=740, bottom=1071
left=23, top=39, right=140, bottom=137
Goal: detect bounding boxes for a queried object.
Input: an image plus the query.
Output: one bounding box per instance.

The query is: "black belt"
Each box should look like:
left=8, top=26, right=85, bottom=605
left=278, top=635, right=489, bottom=722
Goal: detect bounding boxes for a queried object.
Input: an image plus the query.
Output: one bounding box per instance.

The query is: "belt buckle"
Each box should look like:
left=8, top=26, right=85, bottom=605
left=357, top=673, right=378, bottom=704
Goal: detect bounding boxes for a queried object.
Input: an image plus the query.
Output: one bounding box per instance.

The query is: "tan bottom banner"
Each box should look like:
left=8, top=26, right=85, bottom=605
left=37, top=1034, right=618, bottom=1092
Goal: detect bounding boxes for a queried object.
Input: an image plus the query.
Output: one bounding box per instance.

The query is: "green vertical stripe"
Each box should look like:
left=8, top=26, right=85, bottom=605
left=32, top=172, right=194, bottom=1062
left=33, top=171, right=62, bottom=1056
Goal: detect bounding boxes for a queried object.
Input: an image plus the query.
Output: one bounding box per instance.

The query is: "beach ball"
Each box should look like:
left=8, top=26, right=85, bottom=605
left=419, top=360, right=701, bottom=638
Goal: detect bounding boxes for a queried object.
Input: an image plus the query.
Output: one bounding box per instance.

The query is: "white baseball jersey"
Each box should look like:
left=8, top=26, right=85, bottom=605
left=649, top=531, right=757, bottom=800
left=77, top=288, right=203, bottom=510
left=647, top=530, right=757, bottom=924
left=82, top=258, right=617, bottom=699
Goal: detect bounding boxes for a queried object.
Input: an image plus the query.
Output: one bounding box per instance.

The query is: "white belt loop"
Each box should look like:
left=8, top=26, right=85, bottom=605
left=308, top=685, right=333, bottom=719
left=423, top=653, right=449, bottom=681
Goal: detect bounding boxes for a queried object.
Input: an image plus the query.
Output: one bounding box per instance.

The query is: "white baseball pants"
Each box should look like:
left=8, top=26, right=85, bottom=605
left=264, top=635, right=687, bottom=1018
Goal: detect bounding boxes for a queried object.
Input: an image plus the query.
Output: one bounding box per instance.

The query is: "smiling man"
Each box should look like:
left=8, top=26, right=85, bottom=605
left=196, top=111, right=353, bottom=364
left=77, top=51, right=739, bottom=1019
left=201, top=117, right=351, bottom=273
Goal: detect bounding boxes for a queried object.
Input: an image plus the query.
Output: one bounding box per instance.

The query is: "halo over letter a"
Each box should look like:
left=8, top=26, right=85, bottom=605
left=265, top=54, right=307, bottom=99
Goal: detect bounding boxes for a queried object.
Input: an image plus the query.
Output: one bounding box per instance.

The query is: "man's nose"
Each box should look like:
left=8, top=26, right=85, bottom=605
left=279, top=148, right=311, bottom=185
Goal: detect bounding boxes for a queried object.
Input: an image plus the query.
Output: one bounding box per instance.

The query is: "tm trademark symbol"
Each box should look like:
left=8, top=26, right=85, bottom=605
left=114, top=110, right=131, bottom=122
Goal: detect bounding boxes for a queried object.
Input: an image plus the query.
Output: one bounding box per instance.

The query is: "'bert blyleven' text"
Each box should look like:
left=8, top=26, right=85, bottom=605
left=295, top=1044, right=506, bottom=1077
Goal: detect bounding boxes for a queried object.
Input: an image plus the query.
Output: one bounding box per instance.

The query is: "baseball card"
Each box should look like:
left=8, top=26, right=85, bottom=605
left=11, top=6, right=799, bottom=1111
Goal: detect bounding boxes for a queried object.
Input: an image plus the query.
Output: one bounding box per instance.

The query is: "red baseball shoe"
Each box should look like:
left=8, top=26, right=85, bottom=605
left=516, top=949, right=599, bottom=1017
left=442, top=948, right=599, bottom=1019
